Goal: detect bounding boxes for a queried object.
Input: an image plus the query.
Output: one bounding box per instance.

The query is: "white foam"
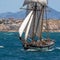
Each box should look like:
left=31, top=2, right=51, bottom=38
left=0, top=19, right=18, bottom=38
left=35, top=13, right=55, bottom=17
left=26, top=49, right=37, bottom=51
left=46, top=48, right=54, bottom=52
left=21, top=48, right=55, bottom=52
left=56, top=47, right=60, bottom=50
left=0, top=46, right=4, bottom=48
left=21, top=48, right=38, bottom=51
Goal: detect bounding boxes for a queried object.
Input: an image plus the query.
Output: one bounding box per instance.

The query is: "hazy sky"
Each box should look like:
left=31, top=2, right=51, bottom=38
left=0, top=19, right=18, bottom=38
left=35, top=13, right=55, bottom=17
left=0, top=0, right=60, bottom=13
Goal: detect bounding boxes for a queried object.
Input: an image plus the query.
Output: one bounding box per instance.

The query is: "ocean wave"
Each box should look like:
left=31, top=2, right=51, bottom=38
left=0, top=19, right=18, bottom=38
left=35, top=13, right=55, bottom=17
left=21, top=48, right=55, bottom=52
left=26, top=49, right=38, bottom=51
left=21, top=49, right=25, bottom=51
left=20, top=46, right=60, bottom=52
left=21, top=48, right=37, bottom=52
left=55, top=47, right=60, bottom=50
left=46, top=48, right=54, bottom=52
left=4, top=33, right=14, bottom=35
left=0, top=46, right=4, bottom=48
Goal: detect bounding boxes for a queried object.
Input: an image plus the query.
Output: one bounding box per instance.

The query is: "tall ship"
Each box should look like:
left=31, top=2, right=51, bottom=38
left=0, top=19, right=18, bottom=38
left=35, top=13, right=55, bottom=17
left=19, top=0, right=55, bottom=51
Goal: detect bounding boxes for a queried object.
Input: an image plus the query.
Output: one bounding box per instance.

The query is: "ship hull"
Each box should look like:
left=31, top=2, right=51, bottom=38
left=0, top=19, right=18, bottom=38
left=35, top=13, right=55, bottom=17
left=22, top=40, right=55, bottom=51
left=24, top=46, right=54, bottom=51
left=24, top=44, right=54, bottom=51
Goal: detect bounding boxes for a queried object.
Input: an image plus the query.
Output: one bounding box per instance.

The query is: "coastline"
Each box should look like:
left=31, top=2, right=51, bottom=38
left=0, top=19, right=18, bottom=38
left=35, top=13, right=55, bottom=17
left=0, top=18, right=60, bottom=32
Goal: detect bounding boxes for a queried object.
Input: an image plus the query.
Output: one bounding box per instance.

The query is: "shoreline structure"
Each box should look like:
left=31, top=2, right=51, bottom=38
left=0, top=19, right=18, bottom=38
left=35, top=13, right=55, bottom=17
left=0, top=18, right=60, bottom=32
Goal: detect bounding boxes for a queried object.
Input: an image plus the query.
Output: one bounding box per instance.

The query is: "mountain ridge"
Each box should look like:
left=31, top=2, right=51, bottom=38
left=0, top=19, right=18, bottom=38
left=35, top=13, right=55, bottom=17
left=0, top=7, right=60, bottom=19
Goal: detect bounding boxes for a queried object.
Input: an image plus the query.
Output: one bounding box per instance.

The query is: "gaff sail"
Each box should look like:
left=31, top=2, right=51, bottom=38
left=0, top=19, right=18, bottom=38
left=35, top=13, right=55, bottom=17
left=36, top=8, right=44, bottom=39
left=19, top=11, right=33, bottom=37
left=25, top=13, right=33, bottom=40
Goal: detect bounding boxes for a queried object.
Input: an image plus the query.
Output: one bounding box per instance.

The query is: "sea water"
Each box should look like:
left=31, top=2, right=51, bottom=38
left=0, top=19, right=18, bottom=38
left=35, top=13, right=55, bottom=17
left=0, top=32, right=60, bottom=60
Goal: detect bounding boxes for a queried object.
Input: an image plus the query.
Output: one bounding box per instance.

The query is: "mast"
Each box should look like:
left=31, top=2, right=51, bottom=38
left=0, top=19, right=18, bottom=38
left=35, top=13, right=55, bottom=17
left=35, top=6, right=45, bottom=40
left=35, top=6, right=43, bottom=38
left=32, top=3, right=37, bottom=39
left=45, top=6, right=50, bottom=39
left=39, top=6, right=45, bottom=40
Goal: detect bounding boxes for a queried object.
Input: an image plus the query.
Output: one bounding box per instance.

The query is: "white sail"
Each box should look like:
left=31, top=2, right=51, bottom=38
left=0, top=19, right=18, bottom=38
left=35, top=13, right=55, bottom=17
left=25, top=14, right=33, bottom=40
left=23, top=0, right=47, bottom=6
left=36, top=8, right=44, bottom=38
left=19, top=11, right=33, bottom=37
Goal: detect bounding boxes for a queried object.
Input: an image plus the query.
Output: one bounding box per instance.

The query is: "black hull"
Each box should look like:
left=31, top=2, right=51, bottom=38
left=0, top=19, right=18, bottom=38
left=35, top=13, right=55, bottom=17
left=20, top=37, right=55, bottom=51
left=23, top=43, right=55, bottom=51
left=23, top=42, right=55, bottom=51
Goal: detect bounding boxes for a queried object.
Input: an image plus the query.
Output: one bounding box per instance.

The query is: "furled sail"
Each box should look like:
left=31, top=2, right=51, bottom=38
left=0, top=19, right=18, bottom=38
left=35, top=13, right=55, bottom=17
left=25, top=13, right=33, bottom=40
left=23, top=0, right=47, bottom=6
left=19, top=11, right=33, bottom=37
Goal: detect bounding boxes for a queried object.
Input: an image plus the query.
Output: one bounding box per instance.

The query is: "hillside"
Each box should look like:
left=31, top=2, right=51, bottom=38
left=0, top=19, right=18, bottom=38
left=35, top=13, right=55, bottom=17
left=0, top=19, right=60, bottom=32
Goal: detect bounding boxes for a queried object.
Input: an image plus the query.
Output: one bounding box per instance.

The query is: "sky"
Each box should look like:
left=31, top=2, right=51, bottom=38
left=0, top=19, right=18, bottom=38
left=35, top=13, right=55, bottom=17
left=0, top=0, right=60, bottom=13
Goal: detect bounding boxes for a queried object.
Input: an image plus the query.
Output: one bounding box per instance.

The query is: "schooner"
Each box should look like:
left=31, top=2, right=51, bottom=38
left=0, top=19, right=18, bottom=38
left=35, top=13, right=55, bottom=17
left=19, top=0, right=55, bottom=51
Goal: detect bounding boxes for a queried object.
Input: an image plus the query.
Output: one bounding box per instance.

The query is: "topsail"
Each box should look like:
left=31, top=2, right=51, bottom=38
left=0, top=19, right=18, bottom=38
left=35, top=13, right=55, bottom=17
left=23, top=0, right=47, bottom=6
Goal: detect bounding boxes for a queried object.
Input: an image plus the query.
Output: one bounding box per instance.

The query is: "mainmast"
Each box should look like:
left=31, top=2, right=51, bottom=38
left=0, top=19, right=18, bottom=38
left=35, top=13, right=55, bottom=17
left=39, top=6, right=45, bottom=40
left=32, top=3, right=37, bottom=39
